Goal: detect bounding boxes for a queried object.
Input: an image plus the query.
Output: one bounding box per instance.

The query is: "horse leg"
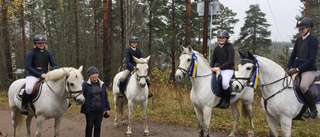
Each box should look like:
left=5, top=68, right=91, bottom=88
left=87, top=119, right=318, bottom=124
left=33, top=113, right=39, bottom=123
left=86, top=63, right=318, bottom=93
left=266, top=115, right=279, bottom=137
left=114, top=96, right=119, bottom=128
left=26, top=115, right=33, bottom=137
left=142, top=101, right=149, bottom=136
left=279, top=116, right=292, bottom=137
left=121, top=99, right=128, bottom=126
left=203, top=107, right=212, bottom=137
left=35, top=116, right=45, bottom=137
left=246, top=103, right=254, bottom=137
left=10, top=109, right=18, bottom=137
left=126, top=101, right=134, bottom=136
left=54, top=116, right=63, bottom=137
left=193, top=106, right=204, bottom=136
left=229, top=101, right=239, bottom=137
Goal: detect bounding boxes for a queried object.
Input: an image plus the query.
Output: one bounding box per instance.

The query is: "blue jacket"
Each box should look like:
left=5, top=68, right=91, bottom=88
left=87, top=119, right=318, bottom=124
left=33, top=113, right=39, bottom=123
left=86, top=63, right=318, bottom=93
left=81, top=79, right=111, bottom=114
left=286, top=34, right=318, bottom=73
left=25, top=47, right=57, bottom=77
left=125, top=47, right=143, bottom=71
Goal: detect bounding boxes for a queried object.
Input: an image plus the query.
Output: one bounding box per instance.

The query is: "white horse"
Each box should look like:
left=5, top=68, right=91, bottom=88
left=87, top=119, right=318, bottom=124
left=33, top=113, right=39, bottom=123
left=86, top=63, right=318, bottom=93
left=175, top=46, right=254, bottom=137
left=233, top=51, right=320, bottom=137
left=8, top=66, right=85, bottom=137
left=113, top=56, right=151, bottom=136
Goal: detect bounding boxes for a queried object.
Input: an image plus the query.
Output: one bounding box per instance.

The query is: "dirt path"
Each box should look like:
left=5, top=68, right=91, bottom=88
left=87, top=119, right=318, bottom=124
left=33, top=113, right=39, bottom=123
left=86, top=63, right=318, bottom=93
left=0, top=106, right=244, bottom=137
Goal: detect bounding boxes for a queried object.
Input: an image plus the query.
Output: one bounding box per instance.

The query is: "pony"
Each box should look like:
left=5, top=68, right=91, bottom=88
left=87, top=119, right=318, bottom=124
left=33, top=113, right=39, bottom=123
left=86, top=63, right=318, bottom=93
left=113, top=56, right=151, bottom=136
left=233, top=51, right=320, bottom=137
left=175, top=46, right=254, bottom=137
left=8, top=66, right=85, bottom=137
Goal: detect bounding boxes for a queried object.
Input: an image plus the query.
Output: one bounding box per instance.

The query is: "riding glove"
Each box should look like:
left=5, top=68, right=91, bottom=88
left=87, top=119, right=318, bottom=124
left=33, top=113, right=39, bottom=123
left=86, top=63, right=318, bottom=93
left=286, top=69, right=298, bottom=76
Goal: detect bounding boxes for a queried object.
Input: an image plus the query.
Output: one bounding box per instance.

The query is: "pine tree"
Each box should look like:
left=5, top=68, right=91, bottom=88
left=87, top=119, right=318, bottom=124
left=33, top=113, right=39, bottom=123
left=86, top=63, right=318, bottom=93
left=234, top=4, right=271, bottom=55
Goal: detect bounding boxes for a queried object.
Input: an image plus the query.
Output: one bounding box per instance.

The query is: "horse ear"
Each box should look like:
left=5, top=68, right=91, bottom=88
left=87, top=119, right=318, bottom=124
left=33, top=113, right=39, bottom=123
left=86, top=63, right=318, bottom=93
left=133, top=56, right=139, bottom=63
left=78, top=65, right=83, bottom=73
left=145, top=55, right=151, bottom=63
left=238, top=50, right=248, bottom=59
left=187, top=45, right=193, bottom=52
left=180, top=45, right=185, bottom=52
left=247, top=51, right=255, bottom=60
left=63, top=68, right=71, bottom=77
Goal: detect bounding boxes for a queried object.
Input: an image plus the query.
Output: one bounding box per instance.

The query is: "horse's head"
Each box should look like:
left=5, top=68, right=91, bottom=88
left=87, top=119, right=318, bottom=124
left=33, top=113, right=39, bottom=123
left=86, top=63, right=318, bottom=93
left=233, top=51, right=256, bottom=92
left=64, top=66, right=85, bottom=105
left=133, top=55, right=150, bottom=87
left=175, top=45, right=194, bottom=81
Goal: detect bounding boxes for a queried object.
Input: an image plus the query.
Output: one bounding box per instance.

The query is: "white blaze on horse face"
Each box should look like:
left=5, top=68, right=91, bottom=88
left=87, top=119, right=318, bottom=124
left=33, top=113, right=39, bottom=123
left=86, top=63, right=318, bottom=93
left=67, top=69, right=85, bottom=105
left=233, top=63, right=255, bottom=92
left=136, top=63, right=148, bottom=87
left=175, top=53, right=192, bottom=81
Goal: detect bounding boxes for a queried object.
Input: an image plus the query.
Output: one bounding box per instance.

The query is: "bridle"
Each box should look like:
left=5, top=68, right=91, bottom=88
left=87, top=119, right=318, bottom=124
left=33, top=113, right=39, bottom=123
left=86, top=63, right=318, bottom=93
left=46, top=71, right=83, bottom=100
left=236, top=59, right=294, bottom=114
left=177, top=53, right=212, bottom=78
left=135, top=62, right=148, bottom=82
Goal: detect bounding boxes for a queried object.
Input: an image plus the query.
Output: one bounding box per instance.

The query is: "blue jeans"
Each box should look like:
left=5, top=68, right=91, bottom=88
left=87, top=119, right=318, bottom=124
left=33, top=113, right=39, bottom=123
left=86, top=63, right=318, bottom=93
left=85, top=110, right=103, bottom=137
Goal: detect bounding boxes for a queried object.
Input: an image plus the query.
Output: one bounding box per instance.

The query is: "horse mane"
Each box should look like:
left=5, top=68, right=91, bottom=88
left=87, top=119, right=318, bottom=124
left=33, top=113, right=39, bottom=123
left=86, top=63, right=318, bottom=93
left=194, top=51, right=211, bottom=68
left=45, top=68, right=67, bottom=81
left=256, top=55, right=283, bottom=70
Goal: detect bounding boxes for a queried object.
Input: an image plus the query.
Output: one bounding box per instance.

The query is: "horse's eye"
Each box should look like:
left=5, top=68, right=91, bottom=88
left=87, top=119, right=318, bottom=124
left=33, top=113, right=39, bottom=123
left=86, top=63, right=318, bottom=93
left=69, top=83, right=74, bottom=86
left=187, top=59, right=191, bottom=62
left=136, top=68, right=139, bottom=71
left=246, top=67, right=251, bottom=70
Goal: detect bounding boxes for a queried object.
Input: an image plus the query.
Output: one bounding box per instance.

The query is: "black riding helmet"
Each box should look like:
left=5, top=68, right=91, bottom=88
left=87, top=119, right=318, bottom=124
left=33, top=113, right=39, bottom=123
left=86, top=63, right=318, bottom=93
left=34, top=34, right=47, bottom=44
left=296, top=17, right=313, bottom=28
left=217, top=30, right=230, bottom=38
left=129, top=36, right=139, bottom=43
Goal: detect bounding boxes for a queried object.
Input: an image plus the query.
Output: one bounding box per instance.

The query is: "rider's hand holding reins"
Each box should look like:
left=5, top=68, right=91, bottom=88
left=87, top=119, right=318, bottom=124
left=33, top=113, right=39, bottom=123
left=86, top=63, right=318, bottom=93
left=211, top=67, right=220, bottom=72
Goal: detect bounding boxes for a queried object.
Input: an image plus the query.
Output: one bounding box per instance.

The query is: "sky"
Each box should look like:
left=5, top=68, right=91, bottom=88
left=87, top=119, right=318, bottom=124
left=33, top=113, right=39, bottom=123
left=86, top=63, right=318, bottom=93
left=194, top=0, right=304, bottom=42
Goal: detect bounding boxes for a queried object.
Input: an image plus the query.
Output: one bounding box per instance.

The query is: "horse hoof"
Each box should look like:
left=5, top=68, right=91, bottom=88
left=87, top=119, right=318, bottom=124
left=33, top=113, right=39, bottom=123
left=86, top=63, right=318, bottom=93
left=144, top=131, right=149, bottom=136
left=126, top=132, right=132, bottom=137
left=248, top=133, right=254, bottom=137
left=114, top=123, right=119, bottom=128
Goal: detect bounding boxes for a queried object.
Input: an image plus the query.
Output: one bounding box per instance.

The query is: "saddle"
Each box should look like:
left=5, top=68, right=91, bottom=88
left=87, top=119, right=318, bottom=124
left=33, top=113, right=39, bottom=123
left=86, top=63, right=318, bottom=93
left=17, top=79, right=44, bottom=102
left=292, top=73, right=320, bottom=120
left=117, top=74, right=132, bottom=91
left=211, top=71, right=236, bottom=108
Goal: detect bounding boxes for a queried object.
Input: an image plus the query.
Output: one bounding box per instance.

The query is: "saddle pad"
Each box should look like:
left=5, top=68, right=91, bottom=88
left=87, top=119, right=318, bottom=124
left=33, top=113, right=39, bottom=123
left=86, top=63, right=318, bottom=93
left=16, top=83, right=42, bottom=102
left=211, top=72, right=236, bottom=99
left=117, top=75, right=132, bottom=91
left=294, top=83, right=320, bottom=104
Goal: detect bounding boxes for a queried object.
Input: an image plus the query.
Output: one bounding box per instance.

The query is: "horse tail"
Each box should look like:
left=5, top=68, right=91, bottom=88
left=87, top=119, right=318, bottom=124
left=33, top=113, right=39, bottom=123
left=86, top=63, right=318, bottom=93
left=16, top=113, right=26, bottom=133
left=240, top=99, right=249, bottom=119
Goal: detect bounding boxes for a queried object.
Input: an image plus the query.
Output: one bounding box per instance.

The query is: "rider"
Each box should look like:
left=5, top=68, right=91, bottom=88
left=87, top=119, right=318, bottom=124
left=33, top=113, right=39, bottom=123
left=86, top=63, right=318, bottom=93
left=285, top=17, right=319, bottom=119
left=21, top=34, right=57, bottom=115
left=118, top=36, right=153, bottom=98
left=210, top=30, right=235, bottom=109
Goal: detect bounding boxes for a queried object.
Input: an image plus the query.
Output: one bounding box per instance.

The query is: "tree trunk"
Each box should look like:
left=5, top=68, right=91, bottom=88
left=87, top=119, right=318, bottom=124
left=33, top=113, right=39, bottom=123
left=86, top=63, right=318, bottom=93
left=74, top=0, right=80, bottom=67
left=2, top=0, right=13, bottom=80
left=94, top=0, right=98, bottom=67
left=67, top=0, right=73, bottom=66
left=170, top=0, right=176, bottom=82
left=185, top=0, right=191, bottom=47
left=120, top=0, right=125, bottom=60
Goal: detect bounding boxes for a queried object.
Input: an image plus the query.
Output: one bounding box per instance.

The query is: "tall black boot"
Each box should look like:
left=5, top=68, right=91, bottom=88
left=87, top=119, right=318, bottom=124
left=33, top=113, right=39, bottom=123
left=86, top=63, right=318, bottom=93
left=303, top=90, right=318, bottom=119
left=21, top=91, right=30, bottom=115
left=118, top=81, right=125, bottom=98
left=146, top=80, right=153, bottom=98
left=220, top=87, right=231, bottom=109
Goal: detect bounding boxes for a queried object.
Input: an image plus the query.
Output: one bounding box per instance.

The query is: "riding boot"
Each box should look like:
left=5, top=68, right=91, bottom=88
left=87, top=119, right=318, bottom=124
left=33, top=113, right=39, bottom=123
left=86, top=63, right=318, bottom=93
left=118, top=81, right=125, bottom=98
left=147, top=80, right=153, bottom=98
left=303, top=90, right=318, bottom=119
left=220, top=87, right=231, bottom=109
left=21, top=92, right=30, bottom=115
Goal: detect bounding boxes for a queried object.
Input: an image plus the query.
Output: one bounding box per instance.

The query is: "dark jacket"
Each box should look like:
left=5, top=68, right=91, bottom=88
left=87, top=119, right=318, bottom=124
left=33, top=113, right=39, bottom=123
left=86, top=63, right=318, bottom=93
left=25, top=47, right=57, bottom=77
left=125, top=47, right=143, bottom=71
left=286, top=34, right=318, bottom=73
left=81, top=79, right=111, bottom=114
left=210, top=42, right=235, bottom=70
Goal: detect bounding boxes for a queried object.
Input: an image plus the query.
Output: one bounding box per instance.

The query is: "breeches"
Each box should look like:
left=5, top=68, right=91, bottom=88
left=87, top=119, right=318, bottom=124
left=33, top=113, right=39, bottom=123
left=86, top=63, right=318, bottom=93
left=220, top=69, right=234, bottom=90
left=300, top=71, right=316, bottom=94
left=120, top=69, right=150, bottom=83
left=25, top=76, right=41, bottom=95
